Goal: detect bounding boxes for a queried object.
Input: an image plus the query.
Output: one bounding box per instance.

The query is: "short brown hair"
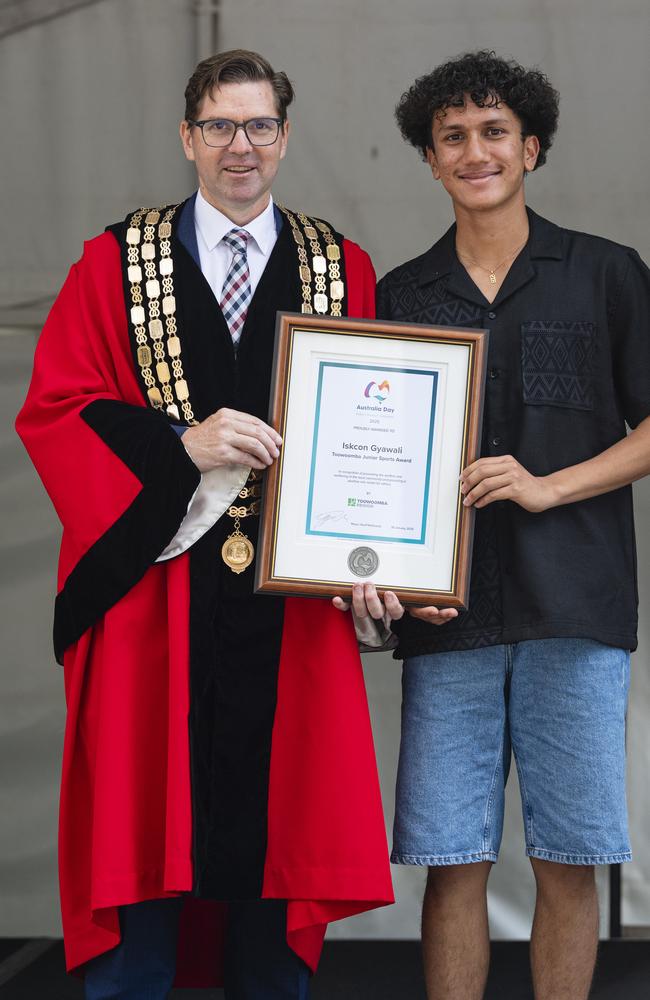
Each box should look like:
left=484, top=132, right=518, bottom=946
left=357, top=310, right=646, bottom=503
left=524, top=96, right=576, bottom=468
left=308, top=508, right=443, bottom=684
left=184, top=49, right=294, bottom=121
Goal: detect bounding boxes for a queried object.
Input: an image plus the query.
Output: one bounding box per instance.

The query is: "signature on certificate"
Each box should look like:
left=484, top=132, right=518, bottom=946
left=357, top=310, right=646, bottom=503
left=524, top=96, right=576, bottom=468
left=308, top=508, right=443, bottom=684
left=314, top=510, right=350, bottom=526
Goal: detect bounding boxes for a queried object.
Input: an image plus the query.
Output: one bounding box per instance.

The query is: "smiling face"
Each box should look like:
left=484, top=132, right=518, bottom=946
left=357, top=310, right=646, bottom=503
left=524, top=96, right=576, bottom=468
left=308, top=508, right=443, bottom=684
left=180, top=80, right=289, bottom=225
left=426, top=98, right=540, bottom=216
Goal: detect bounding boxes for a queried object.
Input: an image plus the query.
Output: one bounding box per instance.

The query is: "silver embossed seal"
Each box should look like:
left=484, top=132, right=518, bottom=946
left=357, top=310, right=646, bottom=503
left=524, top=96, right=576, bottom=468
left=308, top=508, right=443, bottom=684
left=348, top=546, right=379, bottom=578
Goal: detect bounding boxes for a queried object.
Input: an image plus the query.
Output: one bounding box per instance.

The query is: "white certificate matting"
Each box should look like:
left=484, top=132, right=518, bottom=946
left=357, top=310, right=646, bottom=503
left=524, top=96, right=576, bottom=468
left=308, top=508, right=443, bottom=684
left=271, top=329, right=472, bottom=594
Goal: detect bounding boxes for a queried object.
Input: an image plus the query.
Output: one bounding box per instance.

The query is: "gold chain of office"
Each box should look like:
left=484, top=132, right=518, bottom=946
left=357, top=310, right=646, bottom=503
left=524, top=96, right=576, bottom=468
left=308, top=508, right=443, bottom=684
left=125, top=204, right=346, bottom=426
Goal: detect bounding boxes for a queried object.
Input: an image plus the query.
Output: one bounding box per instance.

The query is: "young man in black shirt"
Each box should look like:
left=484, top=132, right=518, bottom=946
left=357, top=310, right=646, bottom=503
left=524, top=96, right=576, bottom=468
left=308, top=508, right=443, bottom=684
left=365, top=51, right=650, bottom=1000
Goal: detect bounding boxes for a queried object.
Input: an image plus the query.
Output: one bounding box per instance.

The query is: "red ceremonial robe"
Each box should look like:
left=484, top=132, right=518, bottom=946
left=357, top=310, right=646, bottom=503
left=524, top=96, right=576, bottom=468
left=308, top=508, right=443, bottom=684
left=16, top=201, right=393, bottom=987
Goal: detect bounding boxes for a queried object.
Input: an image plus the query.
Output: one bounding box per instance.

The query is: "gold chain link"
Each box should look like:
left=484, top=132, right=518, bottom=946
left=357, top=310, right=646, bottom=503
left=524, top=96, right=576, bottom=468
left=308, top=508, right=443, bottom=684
left=227, top=501, right=261, bottom=518
left=224, top=470, right=265, bottom=527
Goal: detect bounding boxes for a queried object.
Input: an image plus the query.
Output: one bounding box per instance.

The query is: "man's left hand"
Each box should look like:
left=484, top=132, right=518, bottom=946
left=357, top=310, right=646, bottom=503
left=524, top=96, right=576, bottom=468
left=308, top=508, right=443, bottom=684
left=460, top=455, right=557, bottom=512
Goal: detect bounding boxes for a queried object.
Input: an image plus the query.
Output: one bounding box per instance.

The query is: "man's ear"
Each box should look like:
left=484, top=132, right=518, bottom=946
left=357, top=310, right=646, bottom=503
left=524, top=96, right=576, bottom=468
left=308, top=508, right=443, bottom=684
left=426, top=146, right=441, bottom=180
left=180, top=120, right=196, bottom=162
left=279, top=118, right=291, bottom=160
left=523, top=134, right=540, bottom=173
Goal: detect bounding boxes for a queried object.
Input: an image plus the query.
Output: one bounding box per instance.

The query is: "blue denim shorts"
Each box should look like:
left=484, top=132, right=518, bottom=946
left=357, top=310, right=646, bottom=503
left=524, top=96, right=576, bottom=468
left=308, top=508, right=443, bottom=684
left=392, top=638, right=631, bottom=867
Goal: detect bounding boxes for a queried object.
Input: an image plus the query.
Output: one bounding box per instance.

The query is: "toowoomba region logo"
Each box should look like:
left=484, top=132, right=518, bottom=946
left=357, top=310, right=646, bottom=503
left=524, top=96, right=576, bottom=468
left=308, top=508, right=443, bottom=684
left=364, top=379, right=390, bottom=403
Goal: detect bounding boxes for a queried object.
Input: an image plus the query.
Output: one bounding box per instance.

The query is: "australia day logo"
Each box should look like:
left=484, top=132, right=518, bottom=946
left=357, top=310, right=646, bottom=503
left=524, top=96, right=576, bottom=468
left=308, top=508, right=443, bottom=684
left=363, top=379, right=390, bottom=403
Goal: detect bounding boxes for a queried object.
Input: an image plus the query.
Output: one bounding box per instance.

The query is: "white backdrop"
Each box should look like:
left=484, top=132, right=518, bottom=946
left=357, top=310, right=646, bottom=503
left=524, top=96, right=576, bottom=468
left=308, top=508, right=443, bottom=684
left=1, top=0, right=648, bottom=940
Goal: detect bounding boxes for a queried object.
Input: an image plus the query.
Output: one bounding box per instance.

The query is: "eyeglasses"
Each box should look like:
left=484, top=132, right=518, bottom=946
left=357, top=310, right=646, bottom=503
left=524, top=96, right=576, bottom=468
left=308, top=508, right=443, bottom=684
left=188, top=117, right=284, bottom=148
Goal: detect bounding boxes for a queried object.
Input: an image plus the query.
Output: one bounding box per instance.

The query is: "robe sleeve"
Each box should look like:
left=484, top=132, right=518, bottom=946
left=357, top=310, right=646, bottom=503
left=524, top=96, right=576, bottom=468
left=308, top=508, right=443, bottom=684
left=15, top=232, right=201, bottom=663
left=155, top=463, right=249, bottom=561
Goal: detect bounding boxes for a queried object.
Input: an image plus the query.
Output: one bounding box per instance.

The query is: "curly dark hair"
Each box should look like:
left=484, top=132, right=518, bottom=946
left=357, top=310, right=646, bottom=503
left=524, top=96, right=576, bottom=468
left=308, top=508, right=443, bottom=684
left=395, top=50, right=559, bottom=169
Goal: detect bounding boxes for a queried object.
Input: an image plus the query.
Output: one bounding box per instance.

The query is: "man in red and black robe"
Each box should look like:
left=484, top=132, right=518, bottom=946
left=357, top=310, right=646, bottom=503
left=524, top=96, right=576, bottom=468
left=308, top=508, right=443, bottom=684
left=16, top=49, right=392, bottom=999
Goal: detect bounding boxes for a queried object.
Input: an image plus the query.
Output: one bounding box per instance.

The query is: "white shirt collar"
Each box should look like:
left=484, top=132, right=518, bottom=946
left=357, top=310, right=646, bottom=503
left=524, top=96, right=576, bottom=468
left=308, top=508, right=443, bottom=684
left=194, top=190, right=277, bottom=255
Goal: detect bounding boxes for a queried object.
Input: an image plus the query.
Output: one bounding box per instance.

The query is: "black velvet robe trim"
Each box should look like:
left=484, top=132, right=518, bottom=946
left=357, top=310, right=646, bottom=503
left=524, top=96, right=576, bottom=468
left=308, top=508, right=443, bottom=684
left=175, top=224, right=301, bottom=896
left=188, top=514, right=287, bottom=898
left=53, top=400, right=201, bottom=663
left=168, top=215, right=348, bottom=897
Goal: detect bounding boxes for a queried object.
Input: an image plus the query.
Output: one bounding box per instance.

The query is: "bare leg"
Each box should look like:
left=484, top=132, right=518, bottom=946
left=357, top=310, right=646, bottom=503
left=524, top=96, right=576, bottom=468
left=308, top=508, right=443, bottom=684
left=530, top=858, right=599, bottom=1000
left=421, top=861, right=492, bottom=1000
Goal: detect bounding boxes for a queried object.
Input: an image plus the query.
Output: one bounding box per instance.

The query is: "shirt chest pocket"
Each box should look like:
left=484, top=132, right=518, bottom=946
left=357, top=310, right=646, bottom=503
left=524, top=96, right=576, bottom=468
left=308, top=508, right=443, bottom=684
left=521, top=320, right=595, bottom=411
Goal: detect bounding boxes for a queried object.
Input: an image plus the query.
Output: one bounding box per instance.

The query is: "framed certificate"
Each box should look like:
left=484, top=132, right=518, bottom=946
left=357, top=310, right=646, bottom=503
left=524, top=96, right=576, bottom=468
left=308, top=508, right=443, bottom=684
left=255, top=313, right=488, bottom=608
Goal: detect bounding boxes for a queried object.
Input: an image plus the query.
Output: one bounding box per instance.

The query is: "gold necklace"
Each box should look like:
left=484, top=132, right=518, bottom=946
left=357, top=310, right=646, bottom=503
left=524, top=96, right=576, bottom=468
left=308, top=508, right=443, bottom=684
left=456, top=238, right=528, bottom=284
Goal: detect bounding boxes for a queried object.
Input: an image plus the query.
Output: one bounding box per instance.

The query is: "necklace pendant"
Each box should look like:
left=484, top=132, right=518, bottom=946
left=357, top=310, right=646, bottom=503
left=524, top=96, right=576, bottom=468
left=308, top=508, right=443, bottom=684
left=489, top=271, right=497, bottom=284
left=221, top=530, right=255, bottom=574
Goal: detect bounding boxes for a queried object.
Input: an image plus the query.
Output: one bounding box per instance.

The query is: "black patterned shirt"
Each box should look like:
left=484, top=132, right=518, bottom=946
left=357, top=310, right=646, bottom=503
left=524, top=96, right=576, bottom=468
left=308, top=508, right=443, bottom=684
left=376, top=208, right=650, bottom=656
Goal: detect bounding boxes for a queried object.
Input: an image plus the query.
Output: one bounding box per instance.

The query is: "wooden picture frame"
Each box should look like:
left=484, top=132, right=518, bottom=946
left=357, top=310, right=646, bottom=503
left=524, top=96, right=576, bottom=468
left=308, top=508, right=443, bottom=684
left=255, top=313, right=488, bottom=608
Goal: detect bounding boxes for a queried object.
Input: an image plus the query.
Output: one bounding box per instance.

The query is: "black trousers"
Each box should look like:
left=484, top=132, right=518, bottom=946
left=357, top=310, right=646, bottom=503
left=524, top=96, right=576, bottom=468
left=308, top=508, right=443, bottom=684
left=83, top=898, right=310, bottom=999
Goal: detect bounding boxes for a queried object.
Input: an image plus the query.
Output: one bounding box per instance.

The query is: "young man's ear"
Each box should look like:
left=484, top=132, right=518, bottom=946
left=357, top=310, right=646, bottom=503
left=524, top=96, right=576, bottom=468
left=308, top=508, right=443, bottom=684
left=426, top=146, right=441, bottom=180
left=523, top=134, right=540, bottom=173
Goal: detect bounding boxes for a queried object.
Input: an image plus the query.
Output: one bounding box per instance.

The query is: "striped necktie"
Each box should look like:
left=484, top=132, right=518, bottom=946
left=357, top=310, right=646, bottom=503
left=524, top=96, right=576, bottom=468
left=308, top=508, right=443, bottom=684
left=220, top=228, right=251, bottom=348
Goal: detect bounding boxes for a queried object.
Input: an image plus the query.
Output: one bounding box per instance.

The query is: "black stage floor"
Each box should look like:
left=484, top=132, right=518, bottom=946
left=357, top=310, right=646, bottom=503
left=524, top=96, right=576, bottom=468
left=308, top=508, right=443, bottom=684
left=1, top=939, right=649, bottom=998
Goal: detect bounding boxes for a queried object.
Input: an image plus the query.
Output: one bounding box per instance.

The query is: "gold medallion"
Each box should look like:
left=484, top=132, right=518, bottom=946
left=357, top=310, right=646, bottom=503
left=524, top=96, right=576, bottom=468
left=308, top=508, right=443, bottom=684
left=221, top=531, right=255, bottom=574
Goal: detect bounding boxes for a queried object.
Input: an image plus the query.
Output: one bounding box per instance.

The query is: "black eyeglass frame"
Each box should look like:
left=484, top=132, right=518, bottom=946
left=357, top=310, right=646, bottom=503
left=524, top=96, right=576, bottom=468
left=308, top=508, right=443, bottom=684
left=187, top=116, right=285, bottom=147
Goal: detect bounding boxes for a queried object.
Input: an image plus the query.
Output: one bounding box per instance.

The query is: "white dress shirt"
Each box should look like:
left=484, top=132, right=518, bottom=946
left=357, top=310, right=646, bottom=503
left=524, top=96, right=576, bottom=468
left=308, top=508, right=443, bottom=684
left=194, top=188, right=278, bottom=301
left=156, top=193, right=278, bottom=561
